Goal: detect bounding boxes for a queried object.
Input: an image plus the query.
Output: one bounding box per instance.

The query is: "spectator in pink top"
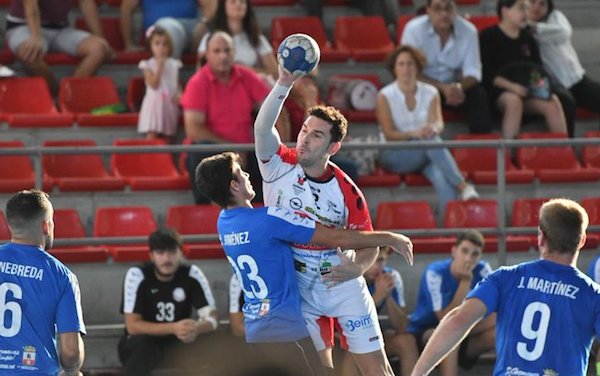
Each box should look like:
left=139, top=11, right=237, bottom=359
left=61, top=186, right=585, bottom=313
left=180, top=31, right=288, bottom=204
left=6, top=0, right=113, bottom=94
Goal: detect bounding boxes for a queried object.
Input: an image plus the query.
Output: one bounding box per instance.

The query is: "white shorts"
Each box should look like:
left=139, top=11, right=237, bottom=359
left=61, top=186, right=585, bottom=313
left=300, top=277, right=384, bottom=354
left=7, top=25, right=90, bottom=56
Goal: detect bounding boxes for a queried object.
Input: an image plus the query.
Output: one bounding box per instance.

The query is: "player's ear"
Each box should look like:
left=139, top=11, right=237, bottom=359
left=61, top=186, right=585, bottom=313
left=328, top=141, right=341, bottom=156
left=41, top=218, right=50, bottom=236
left=578, top=233, right=587, bottom=250
left=229, top=179, right=240, bottom=194
left=537, top=227, right=546, bottom=249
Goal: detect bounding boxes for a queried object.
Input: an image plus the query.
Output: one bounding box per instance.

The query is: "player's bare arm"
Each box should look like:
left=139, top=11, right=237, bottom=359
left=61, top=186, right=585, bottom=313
left=59, top=332, right=84, bottom=376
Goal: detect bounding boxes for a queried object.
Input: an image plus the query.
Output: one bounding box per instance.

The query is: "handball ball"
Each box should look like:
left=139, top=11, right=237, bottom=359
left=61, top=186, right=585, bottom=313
left=277, top=33, right=321, bottom=77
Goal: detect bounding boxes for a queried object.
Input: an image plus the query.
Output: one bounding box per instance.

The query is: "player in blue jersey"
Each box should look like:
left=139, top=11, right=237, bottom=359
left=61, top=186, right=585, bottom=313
left=411, top=198, right=600, bottom=376
left=401, top=230, right=496, bottom=376
left=0, top=190, right=85, bottom=375
left=195, top=152, right=413, bottom=376
left=587, top=253, right=600, bottom=283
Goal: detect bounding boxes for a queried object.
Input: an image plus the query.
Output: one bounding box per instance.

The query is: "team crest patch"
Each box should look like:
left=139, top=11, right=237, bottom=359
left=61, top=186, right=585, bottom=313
left=22, top=346, right=36, bottom=366
left=173, top=287, right=186, bottom=302
left=542, top=370, right=558, bottom=376
left=259, top=299, right=271, bottom=316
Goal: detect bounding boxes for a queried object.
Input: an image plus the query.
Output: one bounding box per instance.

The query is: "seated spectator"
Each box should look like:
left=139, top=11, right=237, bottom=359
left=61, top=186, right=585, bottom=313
left=399, top=230, right=496, bottom=376
left=376, top=45, right=478, bottom=218
left=6, top=0, right=113, bottom=93
left=118, top=227, right=218, bottom=376
left=401, top=0, right=493, bottom=134
left=197, top=0, right=277, bottom=82
left=229, top=274, right=245, bottom=337
left=137, top=26, right=182, bottom=142
left=479, top=0, right=572, bottom=138
left=341, top=247, right=410, bottom=376
left=181, top=31, right=288, bottom=204
left=528, top=0, right=600, bottom=119
left=120, top=0, right=217, bottom=58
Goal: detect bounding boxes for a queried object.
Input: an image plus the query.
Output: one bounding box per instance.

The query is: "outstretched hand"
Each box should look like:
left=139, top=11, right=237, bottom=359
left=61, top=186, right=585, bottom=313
left=389, top=233, right=414, bottom=266
left=321, top=250, right=362, bottom=289
left=276, top=64, right=297, bottom=88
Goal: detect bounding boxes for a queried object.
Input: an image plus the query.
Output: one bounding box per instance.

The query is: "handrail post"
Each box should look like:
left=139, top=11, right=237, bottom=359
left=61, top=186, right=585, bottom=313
left=497, top=141, right=507, bottom=266
left=34, top=146, right=42, bottom=190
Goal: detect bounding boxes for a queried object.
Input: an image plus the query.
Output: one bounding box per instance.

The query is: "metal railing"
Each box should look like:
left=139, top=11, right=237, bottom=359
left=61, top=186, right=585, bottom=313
left=4, top=137, right=600, bottom=265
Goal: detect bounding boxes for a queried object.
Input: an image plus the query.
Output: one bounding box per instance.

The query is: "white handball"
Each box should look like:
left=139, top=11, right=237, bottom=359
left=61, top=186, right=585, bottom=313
left=277, top=33, right=321, bottom=77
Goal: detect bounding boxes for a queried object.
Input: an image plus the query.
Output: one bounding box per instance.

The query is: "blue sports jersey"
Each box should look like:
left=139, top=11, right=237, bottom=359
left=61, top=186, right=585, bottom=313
left=218, top=206, right=316, bottom=343
left=0, top=243, right=85, bottom=375
left=408, top=258, right=491, bottom=334
left=141, top=0, right=198, bottom=30
left=468, top=259, right=600, bottom=376
left=367, top=267, right=406, bottom=312
left=587, top=254, right=600, bottom=283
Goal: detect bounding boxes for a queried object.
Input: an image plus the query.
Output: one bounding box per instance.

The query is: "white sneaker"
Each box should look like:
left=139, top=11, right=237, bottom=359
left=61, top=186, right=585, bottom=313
left=461, top=184, right=479, bottom=201
left=0, top=66, right=15, bottom=77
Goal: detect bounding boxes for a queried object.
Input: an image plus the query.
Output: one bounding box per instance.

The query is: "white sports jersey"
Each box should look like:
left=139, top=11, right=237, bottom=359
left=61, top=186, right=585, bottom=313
left=259, top=144, right=373, bottom=291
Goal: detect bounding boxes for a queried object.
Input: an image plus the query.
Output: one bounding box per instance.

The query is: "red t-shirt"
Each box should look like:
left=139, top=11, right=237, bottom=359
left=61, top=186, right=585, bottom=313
left=180, top=64, right=270, bottom=143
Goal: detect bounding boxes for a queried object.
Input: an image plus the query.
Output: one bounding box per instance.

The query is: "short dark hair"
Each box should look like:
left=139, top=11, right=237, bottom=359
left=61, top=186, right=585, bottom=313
left=497, top=0, right=519, bottom=19
left=6, top=190, right=52, bottom=230
left=307, top=105, right=348, bottom=143
left=195, top=152, right=239, bottom=208
left=539, top=0, right=554, bottom=21
left=455, top=229, right=485, bottom=250
left=539, top=198, right=588, bottom=254
left=385, top=45, right=428, bottom=78
left=427, top=0, right=455, bottom=7
left=149, top=227, right=182, bottom=252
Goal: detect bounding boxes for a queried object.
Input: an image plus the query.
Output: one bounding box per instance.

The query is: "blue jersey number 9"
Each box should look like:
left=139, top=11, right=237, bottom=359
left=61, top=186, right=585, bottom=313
left=0, top=282, right=22, bottom=338
left=227, top=255, right=268, bottom=300
left=517, top=301, right=551, bottom=361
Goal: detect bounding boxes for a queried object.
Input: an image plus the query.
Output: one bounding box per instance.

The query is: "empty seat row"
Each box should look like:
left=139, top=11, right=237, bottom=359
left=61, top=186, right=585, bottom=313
left=359, top=132, right=600, bottom=187
left=0, top=205, right=224, bottom=263
left=0, top=139, right=188, bottom=193
left=375, top=197, right=600, bottom=253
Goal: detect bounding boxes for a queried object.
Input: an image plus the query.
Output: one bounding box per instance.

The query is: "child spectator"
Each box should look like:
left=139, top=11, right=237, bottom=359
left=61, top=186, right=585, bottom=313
left=138, top=26, right=182, bottom=142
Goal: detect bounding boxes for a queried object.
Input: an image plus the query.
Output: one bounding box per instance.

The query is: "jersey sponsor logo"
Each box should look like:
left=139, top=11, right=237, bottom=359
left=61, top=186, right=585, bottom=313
left=319, top=261, right=332, bottom=275
left=542, top=370, right=558, bottom=376
left=517, top=276, right=579, bottom=299
left=290, top=197, right=302, bottom=210
left=21, top=346, right=35, bottom=366
left=0, top=349, right=19, bottom=363
left=173, top=287, right=186, bottom=302
left=294, top=260, right=307, bottom=273
left=297, top=173, right=306, bottom=185
left=344, top=315, right=374, bottom=332
left=0, top=262, right=43, bottom=281
left=150, top=288, right=159, bottom=294
left=368, top=336, right=380, bottom=342
left=504, top=367, right=539, bottom=376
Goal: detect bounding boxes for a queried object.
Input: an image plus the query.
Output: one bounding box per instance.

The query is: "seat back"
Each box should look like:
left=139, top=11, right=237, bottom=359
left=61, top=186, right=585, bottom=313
left=127, top=77, right=146, bottom=112
left=0, top=211, right=10, bottom=241
left=375, top=201, right=436, bottom=230
left=453, top=134, right=514, bottom=172
left=54, top=209, right=87, bottom=238
left=582, top=131, right=600, bottom=168
left=445, top=200, right=498, bottom=228
left=59, top=77, right=121, bottom=113
left=93, top=206, right=157, bottom=237
left=582, top=197, right=600, bottom=226
left=0, top=77, right=57, bottom=114
left=0, top=141, right=34, bottom=179
left=515, top=132, right=579, bottom=170
left=396, top=15, right=415, bottom=42
left=271, top=17, right=330, bottom=50
left=334, top=16, right=394, bottom=50
left=511, top=198, right=549, bottom=227
left=111, top=139, right=179, bottom=178
left=75, top=17, right=125, bottom=50
left=465, top=15, right=498, bottom=32
left=167, top=205, right=221, bottom=235
left=43, top=140, right=110, bottom=178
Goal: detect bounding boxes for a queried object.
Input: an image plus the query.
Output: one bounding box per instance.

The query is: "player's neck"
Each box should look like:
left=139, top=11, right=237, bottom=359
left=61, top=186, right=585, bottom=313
left=226, top=198, right=253, bottom=210
left=303, top=162, right=332, bottom=182
left=11, top=237, right=43, bottom=248
left=541, top=250, right=578, bottom=267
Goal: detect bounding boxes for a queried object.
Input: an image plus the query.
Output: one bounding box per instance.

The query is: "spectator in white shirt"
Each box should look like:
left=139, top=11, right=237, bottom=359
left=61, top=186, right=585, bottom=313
left=401, top=0, right=493, bottom=134
left=528, top=0, right=600, bottom=118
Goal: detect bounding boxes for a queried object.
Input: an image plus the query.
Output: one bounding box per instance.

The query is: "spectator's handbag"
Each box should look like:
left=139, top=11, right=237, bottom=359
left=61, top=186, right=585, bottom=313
left=498, top=61, right=552, bottom=100
left=329, top=78, right=378, bottom=111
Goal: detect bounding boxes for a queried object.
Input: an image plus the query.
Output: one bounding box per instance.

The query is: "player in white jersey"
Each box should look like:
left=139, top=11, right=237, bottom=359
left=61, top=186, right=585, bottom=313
left=254, top=65, right=401, bottom=375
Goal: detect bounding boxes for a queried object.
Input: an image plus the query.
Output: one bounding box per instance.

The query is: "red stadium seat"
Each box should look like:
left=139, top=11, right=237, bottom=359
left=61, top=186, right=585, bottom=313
left=166, top=205, right=225, bottom=259
left=445, top=200, right=529, bottom=251
left=375, top=201, right=455, bottom=253
left=75, top=17, right=149, bottom=64
left=111, top=139, right=189, bottom=191
left=334, top=16, right=395, bottom=62
left=127, top=76, right=146, bottom=112
left=42, top=140, right=126, bottom=192
left=59, top=77, right=138, bottom=127
left=51, top=209, right=109, bottom=263
left=465, top=15, right=499, bottom=32
left=581, top=131, right=600, bottom=168
left=452, top=134, right=535, bottom=184
left=0, top=77, right=74, bottom=127
left=510, top=198, right=544, bottom=251
left=251, top=0, right=295, bottom=5
left=576, top=108, right=599, bottom=120
left=327, top=73, right=381, bottom=123
left=0, top=141, right=52, bottom=193
left=357, top=167, right=402, bottom=187
left=93, top=206, right=157, bottom=262
left=271, top=17, right=350, bottom=63
left=581, top=197, right=600, bottom=249
left=516, top=132, right=600, bottom=182
left=0, top=211, right=10, bottom=241
left=396, top=15, right=415, bottom=42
